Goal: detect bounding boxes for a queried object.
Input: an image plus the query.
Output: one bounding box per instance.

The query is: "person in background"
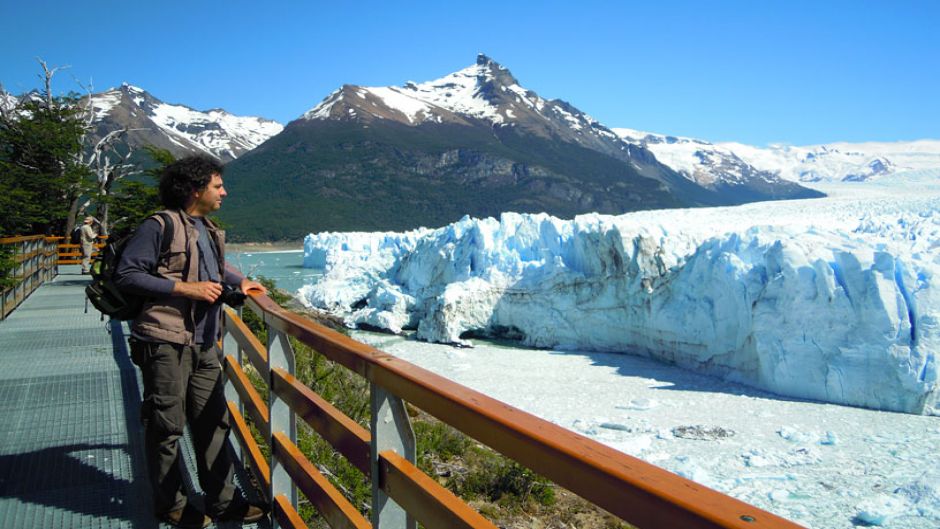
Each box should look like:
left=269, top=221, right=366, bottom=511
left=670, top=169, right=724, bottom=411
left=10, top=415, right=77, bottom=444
left=114, top=155, right=267, bottom=529
left=80, top=216, right=97, bottom=274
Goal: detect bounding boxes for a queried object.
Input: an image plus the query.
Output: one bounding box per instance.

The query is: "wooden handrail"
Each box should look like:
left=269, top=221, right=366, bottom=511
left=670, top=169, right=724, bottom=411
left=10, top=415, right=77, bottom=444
left=1, top=235, right=58, bottom=320
left=0, top=235, right=46, bottom=244
left=243, top=292, right=803, bottom=529
left=223, top=355, right=270, bottom=436
left=379, top=450, right=498, bottom=529
left=223, top=308, right=269, bottom=376
left=273, top=432, right=371, bottom=529
left=272, top=366, right=371, bottom=475
left=0, top=235, right=106, bottom=244
left=272, top=494, right=307, bottom=529
left=14, top=250, right=42, bottom=263
left=227, top=401, right=271, bottom=492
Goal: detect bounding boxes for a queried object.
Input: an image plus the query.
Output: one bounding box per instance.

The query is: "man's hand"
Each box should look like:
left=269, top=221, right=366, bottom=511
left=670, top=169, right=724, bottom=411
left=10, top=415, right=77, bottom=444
left=172, top=281, right=223, bottom=303
left=240, top=278, right=268, bottom=295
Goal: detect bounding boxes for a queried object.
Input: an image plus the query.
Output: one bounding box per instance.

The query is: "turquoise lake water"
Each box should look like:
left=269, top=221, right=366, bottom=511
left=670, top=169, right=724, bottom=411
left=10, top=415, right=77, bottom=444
left=228, top=250, right=321, bottom=295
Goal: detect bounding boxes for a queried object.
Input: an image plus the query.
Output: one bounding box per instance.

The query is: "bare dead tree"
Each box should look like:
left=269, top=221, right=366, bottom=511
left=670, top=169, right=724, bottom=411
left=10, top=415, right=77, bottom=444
left=88, top=128, right=143, bottom=235
left=72, top=77, right=142, bottom=237
left=36, top=59, right=66, bottom=110
left=34, top=59, right=89, bottom=238
left=0, top=82, right=14, bottom=122
left=22, top=59, right=147, bottom=238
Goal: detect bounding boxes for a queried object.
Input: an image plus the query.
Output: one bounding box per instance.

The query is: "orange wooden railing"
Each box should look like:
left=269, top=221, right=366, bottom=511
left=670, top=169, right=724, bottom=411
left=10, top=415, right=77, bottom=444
left=0, top=235, right=58, bottom=319
left=46, top=235, right=108, bottom=265
left=221, top=292, right=806, bottom=529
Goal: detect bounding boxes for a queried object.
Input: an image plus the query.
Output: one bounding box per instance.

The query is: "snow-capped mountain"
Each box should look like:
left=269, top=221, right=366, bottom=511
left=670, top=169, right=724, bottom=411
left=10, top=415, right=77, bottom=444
left=304, top=54, right=638, bottom=163
left=87, top=84, right=282, bottom=162
left=301, top=54, right=814, bottom=201
left=614, top=127, right=940, bottom=184
left=613, top=128, right=788, bottom=189
left=222, top=55, right=820, bottom=240
left=720, top=139, right=940, bottom=182
left=2, top=83, right=282, bottom=162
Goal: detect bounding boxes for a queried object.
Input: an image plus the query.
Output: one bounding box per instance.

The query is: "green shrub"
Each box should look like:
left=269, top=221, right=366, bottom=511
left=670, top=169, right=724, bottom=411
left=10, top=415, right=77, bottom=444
left=452, top=450, right=555, bottom=508
left=414, top=419, right=472, bottom=473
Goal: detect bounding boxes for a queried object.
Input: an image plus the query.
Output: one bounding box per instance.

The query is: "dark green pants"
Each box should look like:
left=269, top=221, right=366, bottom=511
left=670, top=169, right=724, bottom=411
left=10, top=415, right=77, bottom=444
left=130, top=339, right=236, bottom=515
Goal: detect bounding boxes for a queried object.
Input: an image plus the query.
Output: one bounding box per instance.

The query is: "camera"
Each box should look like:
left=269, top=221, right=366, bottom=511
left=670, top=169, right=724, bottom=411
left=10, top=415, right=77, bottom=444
left=218, top=283, right=247, bottom=307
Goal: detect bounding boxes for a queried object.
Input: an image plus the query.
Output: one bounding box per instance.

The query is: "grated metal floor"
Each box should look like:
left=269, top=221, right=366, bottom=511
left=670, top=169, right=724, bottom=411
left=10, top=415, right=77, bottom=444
left=0, top=266, right=270, bottom=529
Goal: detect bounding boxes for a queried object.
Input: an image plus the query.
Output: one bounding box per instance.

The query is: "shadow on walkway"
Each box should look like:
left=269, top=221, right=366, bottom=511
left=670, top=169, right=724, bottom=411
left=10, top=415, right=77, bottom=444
left=0, top=442, right=157, bottom=528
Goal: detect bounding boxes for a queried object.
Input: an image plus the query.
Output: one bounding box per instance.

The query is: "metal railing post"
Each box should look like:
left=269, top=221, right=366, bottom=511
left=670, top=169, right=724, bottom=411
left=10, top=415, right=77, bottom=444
left=25, top=239, right=32, bottom=295
left=370, top=385, right=417, bottom=529
left=42, top=239, right=51, bottom=282
left=222, top=306, right=244, bottom=462
left=14, top=241, right=23, bottom=306
left=28, top=239, right=37, bottom=295
left=267, top=321, right=298, bottom=525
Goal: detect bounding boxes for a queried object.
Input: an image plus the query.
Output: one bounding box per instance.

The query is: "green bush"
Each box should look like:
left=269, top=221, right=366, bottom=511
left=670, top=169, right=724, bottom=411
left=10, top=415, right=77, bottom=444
left=452, top=453, right=555, bottom=508
left=414, top=419, right=472, bottom=472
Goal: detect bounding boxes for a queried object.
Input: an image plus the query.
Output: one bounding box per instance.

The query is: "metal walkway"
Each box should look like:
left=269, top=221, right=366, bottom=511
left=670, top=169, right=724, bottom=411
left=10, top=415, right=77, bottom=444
left=0, top=267, right=269, bottom=529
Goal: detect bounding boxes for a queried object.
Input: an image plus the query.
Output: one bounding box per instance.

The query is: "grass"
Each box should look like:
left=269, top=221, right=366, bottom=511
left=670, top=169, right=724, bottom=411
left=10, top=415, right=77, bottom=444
left=233, top=276, right=633, bottom=529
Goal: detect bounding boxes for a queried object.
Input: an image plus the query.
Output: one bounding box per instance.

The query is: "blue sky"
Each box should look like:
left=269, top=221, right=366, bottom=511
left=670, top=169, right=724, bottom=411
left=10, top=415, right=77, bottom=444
left=2, top=0, right=937, bottom=145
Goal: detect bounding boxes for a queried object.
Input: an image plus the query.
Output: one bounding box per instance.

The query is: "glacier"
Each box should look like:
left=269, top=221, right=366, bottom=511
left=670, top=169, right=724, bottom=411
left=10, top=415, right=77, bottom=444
left=300, top=179, right=940, bottom=415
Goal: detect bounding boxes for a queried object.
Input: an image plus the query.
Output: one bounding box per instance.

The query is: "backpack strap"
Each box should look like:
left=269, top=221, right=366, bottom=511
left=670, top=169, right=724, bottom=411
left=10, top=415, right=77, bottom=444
left=149, top=211, right=176, bottom=272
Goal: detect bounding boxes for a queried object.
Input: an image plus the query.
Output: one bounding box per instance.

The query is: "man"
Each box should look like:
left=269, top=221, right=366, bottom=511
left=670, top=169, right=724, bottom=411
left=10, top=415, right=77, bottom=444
left=80, top=216, right=97, bottom=274
left=115, top=156, right=267, bottom=529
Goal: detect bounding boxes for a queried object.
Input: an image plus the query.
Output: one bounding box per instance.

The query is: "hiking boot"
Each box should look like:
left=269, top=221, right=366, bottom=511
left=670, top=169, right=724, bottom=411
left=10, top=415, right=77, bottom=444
left=211, top=497, right=267, bottom=523
left=159, top=504, right=210, bottom=529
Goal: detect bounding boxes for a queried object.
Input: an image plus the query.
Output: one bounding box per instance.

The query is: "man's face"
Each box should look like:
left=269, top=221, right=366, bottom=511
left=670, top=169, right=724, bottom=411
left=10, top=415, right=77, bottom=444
left=192, top=173, right=226, bottom=216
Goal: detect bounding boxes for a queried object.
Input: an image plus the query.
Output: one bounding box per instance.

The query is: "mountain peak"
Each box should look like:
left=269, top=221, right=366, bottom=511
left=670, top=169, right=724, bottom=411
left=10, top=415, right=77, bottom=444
left=119, top=82, right=147, bottom=94
left=472, top=53, right=519, bottom=88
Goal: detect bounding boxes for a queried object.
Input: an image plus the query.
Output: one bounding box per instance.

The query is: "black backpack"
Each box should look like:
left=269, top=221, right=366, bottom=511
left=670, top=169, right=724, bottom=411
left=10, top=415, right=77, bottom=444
left=85, top=212, right=174, bottom=320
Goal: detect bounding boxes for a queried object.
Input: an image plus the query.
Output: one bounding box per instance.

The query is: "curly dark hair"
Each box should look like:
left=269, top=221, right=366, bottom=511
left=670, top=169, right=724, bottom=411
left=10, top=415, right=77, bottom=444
left=158, top=155, right=224, bottom=209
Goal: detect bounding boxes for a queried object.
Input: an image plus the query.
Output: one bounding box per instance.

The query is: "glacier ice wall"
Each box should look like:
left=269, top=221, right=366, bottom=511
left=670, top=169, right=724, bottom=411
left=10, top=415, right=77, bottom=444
left=301, top=190, right=939, bottom=415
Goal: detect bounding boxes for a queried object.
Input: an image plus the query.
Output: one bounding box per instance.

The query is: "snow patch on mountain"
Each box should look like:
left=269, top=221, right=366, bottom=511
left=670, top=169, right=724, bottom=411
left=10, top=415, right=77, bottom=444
left=300, top=179, right=940, bottom=415
left=363, top=86, right=440, bottom=124
left=148, top=102, right=282, bottom=156
left=614, top=128, right=782, bottom=188
left=89, top=88, right=126, bottom=117
left=0, top=89, right=18, bottom=114
left=398, top=61, right=526, bottom=124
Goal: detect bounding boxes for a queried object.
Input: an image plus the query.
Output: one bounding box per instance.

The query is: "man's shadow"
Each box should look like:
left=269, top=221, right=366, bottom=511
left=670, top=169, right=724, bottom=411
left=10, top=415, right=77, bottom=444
left=0, top=442, right=156, bottom=526
left=0, top=321, right=158, bottom=527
